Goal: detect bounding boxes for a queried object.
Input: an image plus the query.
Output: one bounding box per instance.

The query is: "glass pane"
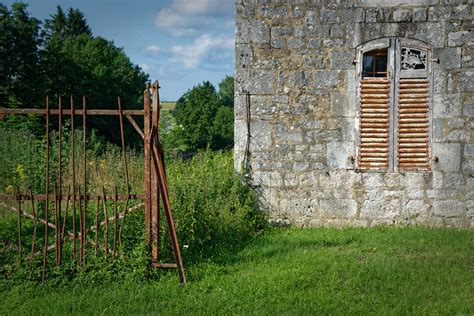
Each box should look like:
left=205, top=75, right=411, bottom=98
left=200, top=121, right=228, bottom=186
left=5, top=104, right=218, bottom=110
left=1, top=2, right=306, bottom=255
left=362, top=48, right=388, bottom=78
left=362, top=56, right=374, bottom=77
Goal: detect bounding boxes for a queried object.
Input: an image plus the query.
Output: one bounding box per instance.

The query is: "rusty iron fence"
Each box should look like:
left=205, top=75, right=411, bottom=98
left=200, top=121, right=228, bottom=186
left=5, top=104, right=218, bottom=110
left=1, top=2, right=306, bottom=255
left=0, top=81, right=186, bottom=283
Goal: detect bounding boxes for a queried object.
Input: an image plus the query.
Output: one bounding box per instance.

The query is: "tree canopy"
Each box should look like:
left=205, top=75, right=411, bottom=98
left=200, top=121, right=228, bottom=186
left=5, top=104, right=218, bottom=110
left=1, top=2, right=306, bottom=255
left=172, top=77, right=234, bottom=152
left=0, top=3, right=148, bottom=144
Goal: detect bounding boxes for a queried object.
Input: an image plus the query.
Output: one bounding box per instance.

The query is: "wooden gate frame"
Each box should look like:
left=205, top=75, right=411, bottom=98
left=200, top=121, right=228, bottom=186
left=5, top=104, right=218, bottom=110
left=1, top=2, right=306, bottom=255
left=0, top=80, right=186, bottom=283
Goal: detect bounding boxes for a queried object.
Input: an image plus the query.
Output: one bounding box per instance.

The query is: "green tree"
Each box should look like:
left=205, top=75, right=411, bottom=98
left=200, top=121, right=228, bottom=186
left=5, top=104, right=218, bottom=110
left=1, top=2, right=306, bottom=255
left=1, top=3, right=148, bottom=145
left=0, top=2, right=43, bottom=131
left=172, top=77, right=234, bottom=152
left=217, top=75, right=234, bottom=107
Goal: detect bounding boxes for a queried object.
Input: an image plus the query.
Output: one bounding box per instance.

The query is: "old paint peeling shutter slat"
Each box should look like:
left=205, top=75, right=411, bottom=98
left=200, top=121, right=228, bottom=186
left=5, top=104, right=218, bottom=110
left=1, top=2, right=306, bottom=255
left=358, top=78, right=390, bottom=170
left=397, top=78, right=430, bottom=171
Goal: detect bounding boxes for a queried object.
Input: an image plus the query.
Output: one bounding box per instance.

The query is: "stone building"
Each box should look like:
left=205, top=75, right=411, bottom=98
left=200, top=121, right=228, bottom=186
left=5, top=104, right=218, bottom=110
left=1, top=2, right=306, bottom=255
left=234, top=0, right=473, bottom=227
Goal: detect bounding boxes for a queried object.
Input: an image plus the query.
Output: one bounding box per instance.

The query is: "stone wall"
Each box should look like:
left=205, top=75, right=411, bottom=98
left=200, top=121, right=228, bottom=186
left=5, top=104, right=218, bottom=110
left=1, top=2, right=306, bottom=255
left=234, top=0, right=473, bottom=228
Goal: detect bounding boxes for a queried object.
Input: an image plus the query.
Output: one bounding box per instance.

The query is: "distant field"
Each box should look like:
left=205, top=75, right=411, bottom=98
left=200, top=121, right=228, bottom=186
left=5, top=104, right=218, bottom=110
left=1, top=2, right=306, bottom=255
left=161, top=101, right=176, bottom=110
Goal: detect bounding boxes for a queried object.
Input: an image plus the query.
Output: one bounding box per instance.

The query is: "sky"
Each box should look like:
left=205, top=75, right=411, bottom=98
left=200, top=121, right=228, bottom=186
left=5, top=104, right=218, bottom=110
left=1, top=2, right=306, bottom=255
left=4, top=0, right=235, bottom=101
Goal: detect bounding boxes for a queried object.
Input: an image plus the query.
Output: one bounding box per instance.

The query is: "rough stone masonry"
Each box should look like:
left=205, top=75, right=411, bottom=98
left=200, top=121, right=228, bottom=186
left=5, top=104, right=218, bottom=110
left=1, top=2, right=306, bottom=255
left=234, top=0, right=473, bottom=228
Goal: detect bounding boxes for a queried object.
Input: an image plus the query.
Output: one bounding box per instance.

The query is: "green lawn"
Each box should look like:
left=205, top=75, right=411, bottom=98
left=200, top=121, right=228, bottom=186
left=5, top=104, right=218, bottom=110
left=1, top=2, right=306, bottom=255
left=1, top=227, right=473, bottom=315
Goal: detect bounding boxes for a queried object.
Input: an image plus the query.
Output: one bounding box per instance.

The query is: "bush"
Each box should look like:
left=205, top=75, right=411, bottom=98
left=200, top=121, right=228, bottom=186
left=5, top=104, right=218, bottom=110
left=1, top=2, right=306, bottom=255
left=167, top=150, right=267, bottom=261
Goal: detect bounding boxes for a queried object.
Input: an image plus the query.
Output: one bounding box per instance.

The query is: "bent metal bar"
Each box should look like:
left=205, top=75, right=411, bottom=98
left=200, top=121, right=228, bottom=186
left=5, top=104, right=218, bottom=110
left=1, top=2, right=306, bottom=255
left=0, top=81, right=186, bottom=284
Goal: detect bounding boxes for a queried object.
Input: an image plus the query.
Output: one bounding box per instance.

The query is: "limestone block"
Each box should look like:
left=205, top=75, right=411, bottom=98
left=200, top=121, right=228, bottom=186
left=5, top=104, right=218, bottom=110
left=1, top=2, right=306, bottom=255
left=356, top=0, right=438, bottom=6
left=459, top=71, right=474, bottom=92
left=320, top=9, right=338, bottom=23
left=463, top=104, right=474, bottom=117
left=304, top=57, right=326, bottom=69
left=338, top=8, right=365, bottom=23
left=435, top=47, right=462, bottom=69
left=234, top=150, right=245, bottom=173
left=433, top=118, right=446, bottom=141
left=393, top=8, right=412, bottom=22
left=288, top=38, right=304, bottom=49
left=327, top=141, right=354, bottom=169
left=428, top=6, right=451, bottom=21
left=290, top=71, right=310, bottom=87
left=451, top=4, right=472, bottom=20
left=314, top=70, right=340, bottom=88
left=462, top=160, right=474, bottom=173
left=362, top=173, right=384, bottom=188
left=384, top=173, right=404, bottom=188
left=320, top=199, right=357, bottom=219
left=307, top=38, right=323, bottom=48
left=365, top=9, right=378, bottom=23
left=360, top=199, right=401, bottom=220
left=432, top=143, right=461, bottom=172
left=271, top=26, right=293, bottom=38
left=259, top=5, right=288, bottom=18
left=402, top=199, right=431, bottom=217
left=271, top=39, right=286, bottom=49
left=444, top=173, right=465, bottom=187
left=332, top=92, right=355, bottom=117
left=329, top=49, right=353, bottom=70
left=276, top=129, right=304, bottom=143
left=406, top=22, right=445, bottom=48
left=448, top=30, right=471, bottom=46
left=253, top=171, right=283, bottom=187
left=250, top=121, right=272, bottom=150
left=464, top=144, right=474, bottom=157
left=406, top=188, right=425, bottom=199
left=250, top=20, right=270, bottom=44
left=281, top=198, right=318, bottom=216
left=299, top=172, right=318, bottom=187
left=234, top=119, right=247, bottom=152
left=412, top=8, right=428, bottom=21
left=462, top=45, right=474, bottom=68
left=294, top=162, right=310, bottom=172
left=305, top=11, right=320, bottom=25
left=341, top=118, right=356, bottom=142
left=292, top=7, right=305, bottom=18
left=432, top=171, right=444, bottom=188
left=433, top=94, right=461, bottom=118
left=446, top=129, right=470, bottom=142
left=251, top=68, right=274, bottom=94
left=284, top=173, right=299, bottom=187
left=433, top=200, right=466, bottom=217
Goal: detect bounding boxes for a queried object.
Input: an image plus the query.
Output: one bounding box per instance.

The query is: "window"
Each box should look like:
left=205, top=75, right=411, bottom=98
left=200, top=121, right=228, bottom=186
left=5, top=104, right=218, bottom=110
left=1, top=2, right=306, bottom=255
left=356, top=38, right=432, bottom=172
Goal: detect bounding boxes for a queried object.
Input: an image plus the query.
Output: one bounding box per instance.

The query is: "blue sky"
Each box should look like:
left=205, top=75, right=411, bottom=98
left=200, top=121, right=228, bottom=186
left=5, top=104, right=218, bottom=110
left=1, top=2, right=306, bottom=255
left=5, top=0, right=235, bottom=101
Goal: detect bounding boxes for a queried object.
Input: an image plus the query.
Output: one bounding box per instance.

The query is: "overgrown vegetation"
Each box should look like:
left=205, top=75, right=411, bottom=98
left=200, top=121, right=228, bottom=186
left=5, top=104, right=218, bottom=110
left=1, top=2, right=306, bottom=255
left=0, top=128, right=265, bottom=284
left=1, top=227, right=473, bottom=314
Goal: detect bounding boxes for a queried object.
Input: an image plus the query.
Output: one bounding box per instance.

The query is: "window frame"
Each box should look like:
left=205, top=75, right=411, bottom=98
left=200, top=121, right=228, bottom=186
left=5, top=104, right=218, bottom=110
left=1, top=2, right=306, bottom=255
left=355, top=37, right=433, bottom=173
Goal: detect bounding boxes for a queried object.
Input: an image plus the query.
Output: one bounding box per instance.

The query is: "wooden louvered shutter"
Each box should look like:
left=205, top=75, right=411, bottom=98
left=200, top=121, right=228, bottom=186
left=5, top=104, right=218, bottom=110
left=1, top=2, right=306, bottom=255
left=358, top=78, right=390, bottom=171
left=397, top=78, right=430, bottom=171
left=396, top=43, right=431, bottom=171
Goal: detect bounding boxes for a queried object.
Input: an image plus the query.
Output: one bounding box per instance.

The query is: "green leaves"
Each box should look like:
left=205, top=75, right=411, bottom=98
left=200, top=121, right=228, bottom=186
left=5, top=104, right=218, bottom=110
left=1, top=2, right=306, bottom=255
left=0, top=3, right=148, bottom=147
left=171, top=77, right=234, bottom=152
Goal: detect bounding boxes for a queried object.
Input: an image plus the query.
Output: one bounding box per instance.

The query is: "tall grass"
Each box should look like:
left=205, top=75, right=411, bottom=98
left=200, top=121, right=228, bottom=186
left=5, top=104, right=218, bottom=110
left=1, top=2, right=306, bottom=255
left=0, top=127, right=266, bottom=283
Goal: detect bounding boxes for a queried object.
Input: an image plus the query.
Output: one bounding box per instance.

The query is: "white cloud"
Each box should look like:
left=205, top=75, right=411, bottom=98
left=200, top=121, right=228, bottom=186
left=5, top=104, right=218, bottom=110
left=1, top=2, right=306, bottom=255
left=170, top=34, right=233, bottom=69
left=145, top=45, right=162, bottom=53
left=155, top=0, right=233, bottom=36
left=139, top=63, right=150, bottom=73
left=170, top=0, right=233, bottom=15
